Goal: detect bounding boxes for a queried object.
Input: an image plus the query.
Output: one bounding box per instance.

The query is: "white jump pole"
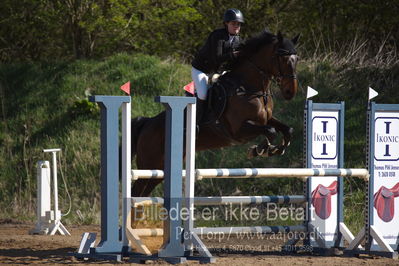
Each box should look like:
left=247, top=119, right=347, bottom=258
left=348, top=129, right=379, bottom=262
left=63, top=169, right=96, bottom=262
left=131, top=168, right=369, bottom=181
left=122, top=100, right=131, bottom=249
left=122, top=99, right=153, bottom=255
left=184, top=100, right=196, bottom=240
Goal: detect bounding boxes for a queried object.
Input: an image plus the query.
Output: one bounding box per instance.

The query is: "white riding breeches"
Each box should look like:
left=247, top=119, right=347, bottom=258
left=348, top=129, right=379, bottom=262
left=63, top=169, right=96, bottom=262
left=191, top=67, right=209, bottom=100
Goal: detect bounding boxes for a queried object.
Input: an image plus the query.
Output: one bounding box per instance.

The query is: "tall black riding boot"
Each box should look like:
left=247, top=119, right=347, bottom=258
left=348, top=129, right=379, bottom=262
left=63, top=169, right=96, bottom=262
left=196, top=98, right=207, bottom=130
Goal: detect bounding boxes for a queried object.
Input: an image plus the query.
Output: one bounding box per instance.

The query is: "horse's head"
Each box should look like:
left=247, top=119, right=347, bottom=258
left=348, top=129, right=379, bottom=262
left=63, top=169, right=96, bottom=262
left=272, top=32, right=299, bottom=100
left=236, top=30, right=300, bottom=101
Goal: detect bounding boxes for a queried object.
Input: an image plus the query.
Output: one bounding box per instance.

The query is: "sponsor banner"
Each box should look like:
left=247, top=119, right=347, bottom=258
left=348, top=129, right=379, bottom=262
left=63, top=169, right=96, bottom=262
left=371, top=111, right=399, bottom=249
left=309, top=110, right=340, bottom=246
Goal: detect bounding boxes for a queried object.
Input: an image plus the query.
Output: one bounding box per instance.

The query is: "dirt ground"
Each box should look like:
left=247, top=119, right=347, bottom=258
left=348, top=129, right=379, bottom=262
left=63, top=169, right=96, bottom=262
left=1, top=221, right=398, bottom=265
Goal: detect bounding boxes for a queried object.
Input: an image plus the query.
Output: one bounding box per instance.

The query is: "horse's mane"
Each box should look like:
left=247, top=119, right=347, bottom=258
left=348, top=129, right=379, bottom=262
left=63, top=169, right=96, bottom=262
left=234, top=29, right=276, bottom=65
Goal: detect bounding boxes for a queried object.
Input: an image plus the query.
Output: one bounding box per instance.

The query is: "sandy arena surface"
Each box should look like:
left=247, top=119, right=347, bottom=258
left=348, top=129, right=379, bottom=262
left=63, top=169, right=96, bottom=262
left=1, top=221, right=398, bottom=265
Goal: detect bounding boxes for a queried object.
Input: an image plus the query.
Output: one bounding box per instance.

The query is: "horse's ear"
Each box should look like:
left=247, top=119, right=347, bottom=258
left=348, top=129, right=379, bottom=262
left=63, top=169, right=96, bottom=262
left=292, top=34, right=300, bottom=45
left=277, top=31, right=283, bottom=43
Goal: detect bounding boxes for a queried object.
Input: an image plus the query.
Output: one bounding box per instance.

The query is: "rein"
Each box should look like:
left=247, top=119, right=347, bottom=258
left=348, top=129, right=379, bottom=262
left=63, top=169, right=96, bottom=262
left=224, top=58, right=271, bottom=106
left=243, top=48, right=295, bottom=105
left=248, top=53, right=297, bottom=85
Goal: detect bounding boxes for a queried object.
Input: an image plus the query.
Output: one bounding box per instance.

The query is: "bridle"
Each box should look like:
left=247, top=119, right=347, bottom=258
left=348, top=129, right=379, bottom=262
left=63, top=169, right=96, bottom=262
left=247, top=43, right=297, bottom=90
left=274, top=48, right=298, bottom=82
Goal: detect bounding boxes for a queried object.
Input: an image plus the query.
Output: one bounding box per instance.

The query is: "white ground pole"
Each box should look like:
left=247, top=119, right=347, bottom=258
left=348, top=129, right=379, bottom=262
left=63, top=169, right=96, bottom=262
left=30, top=148, right=71, bottom=235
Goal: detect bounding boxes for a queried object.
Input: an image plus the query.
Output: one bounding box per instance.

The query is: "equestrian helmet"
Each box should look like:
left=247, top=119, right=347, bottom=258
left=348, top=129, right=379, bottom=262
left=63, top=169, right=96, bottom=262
left=223, top=8, right=244, bottom=23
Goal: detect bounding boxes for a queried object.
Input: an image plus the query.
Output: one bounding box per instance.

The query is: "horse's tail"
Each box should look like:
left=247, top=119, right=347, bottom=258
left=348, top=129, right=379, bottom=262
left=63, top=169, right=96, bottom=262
left=131, top=116, right=150, bottom=157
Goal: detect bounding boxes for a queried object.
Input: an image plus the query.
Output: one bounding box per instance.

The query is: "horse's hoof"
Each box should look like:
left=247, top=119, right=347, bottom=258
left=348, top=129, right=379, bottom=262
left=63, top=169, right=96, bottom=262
left=270, top=145, right=286, bottom=156
left=247, top=145, right=257, bottom=159
left=282, top=138, right=291, bottom=147
left=262, top=145, right=275, bottom=157
left=248, top=145, right=268, bottom=158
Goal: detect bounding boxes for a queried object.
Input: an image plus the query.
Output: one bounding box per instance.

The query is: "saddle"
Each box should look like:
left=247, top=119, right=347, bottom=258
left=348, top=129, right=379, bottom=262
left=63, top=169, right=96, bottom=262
left=201, top=73, right=243, bottom=125
left=311, top=181, right=338, bottom=220
left=374, top=183, right=399, bottom=222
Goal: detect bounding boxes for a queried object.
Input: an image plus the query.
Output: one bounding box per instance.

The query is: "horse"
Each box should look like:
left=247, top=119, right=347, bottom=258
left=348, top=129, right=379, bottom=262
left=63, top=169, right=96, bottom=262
left=131, top=30, right=299, bottom=197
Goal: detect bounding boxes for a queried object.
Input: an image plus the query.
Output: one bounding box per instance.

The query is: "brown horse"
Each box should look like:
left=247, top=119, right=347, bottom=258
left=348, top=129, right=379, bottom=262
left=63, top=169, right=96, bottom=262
left=131, top=30, right=299, bottom=197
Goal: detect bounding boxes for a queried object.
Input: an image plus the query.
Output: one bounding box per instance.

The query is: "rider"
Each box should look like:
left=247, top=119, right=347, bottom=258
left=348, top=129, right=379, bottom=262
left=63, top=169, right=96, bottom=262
left=191, top=8, right=244, bottom=125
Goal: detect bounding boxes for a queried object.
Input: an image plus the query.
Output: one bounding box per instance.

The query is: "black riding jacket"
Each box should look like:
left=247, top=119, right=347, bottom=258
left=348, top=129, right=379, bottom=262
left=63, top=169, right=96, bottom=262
left=192, top=28, right=241, bottom=74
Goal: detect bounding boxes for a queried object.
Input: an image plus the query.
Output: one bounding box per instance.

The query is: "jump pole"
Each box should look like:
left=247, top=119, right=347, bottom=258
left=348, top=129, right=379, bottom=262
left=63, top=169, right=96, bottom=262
left=74, top=93, right=371, bottom=262
left=178, top=96, right=361, bottom=255
left=128, top=94, right=368, bottom=260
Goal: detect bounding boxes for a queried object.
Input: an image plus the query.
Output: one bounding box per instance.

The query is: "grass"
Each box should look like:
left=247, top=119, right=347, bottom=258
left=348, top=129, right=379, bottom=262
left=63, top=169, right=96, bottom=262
left=0, top=53, right=190, bottom=224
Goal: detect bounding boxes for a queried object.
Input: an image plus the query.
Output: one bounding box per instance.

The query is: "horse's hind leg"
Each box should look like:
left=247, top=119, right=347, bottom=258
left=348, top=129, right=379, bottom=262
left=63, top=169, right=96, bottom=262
left=132, top=150, right=165, bottom=197
left=132, top=113, right=165, bottom=197
left=132, top=179, right=163, bottom=197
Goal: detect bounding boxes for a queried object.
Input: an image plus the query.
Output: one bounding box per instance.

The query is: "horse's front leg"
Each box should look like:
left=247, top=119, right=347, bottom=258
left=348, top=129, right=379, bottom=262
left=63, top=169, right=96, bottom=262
left=233, top=121, right=276, bottom=141
left=231, top=121, right=278, bottom=158
left=267, top=116, right=294, bottom=156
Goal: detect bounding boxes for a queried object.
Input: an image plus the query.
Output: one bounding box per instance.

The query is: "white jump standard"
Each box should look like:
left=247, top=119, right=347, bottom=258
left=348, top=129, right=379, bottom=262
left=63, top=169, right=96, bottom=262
left=30, top=148, right=70, bottom=236
left=346, top=102, right=399, bottom=259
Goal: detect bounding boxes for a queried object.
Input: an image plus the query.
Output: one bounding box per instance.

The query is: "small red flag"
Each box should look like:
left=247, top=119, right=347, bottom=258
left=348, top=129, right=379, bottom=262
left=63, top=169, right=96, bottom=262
left=120, top=81, right=130, bottom=95
left=183, top=81, right=195, bottom=95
